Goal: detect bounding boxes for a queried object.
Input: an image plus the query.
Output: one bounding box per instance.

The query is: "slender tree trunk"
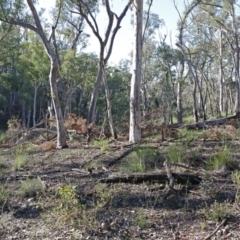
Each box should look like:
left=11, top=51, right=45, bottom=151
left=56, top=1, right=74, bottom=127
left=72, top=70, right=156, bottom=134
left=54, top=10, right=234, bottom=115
left=49, top=58, right=68, bottom=149
left=33, top=83, right=39, bottom=126
left=88, top=64, right=103, bottom=124
left=192, top=77, right=198, bottom=123
left=63, top=81, right=76, bottom=118
left=129, top=0, right=143, bottom=143
left=27, top=108, right=31, bottom=128
left=234, top=47, right=240, bottom=113
left=219, top=29, right=224, bottom=114
left=21, top=101, right=26, bottom=127
left=141, top=80, right=148, bottom=117
left=176, top=81, right=183, bottom=123
left=37, top=89, right=45, bottom=123
left=102, top=66, right=117, bottom=139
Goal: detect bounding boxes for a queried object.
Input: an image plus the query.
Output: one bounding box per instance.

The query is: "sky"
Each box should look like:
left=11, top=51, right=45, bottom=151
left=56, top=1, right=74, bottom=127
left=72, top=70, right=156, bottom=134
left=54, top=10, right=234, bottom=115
left=38, top=0, right=184, bottom=64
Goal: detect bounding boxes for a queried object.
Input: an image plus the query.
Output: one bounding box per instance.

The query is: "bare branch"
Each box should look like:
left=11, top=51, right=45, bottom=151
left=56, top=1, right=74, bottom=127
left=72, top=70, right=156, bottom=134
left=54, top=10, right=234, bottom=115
left=0, top=17, right=38, bottom=33
left=104, top=0, right=133, bottom=63
left=102, top=0, right=114, bottom=48
left=76, top=1, right=103, bottom=44
left=26, top=0, right=54, bottom=57
left=142, top=0, right=153, bottom=42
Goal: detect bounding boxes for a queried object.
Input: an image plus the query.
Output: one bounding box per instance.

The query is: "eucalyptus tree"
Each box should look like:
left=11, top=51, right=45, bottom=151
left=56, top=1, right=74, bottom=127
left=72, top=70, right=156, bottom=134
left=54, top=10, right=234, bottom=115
left=129, top=0, right=143, bottom=143
left=175, top=0, right=205, bottom=122
left=70, top=0, right=133, bottom=139
left=0, top=0, right=70, bottom=148
left=141, top=8, right=164, bottom=117
left=199, top=0, right=240, bottom=114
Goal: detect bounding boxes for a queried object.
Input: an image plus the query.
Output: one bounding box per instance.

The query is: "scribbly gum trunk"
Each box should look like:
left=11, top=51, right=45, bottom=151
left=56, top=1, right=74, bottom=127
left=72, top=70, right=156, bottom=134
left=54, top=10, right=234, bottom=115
left=49, top=58, right=68, bottom=149
left=129, top=0, right=143, bottom=143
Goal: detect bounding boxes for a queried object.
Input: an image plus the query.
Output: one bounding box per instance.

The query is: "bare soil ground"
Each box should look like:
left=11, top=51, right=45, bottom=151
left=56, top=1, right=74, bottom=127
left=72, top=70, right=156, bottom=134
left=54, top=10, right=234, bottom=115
left=0, top=128, right=240, bottom=240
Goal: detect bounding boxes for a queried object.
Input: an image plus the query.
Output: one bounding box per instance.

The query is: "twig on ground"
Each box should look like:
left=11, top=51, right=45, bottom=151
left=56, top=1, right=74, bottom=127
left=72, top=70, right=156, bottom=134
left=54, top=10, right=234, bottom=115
left=204, top=218, right=227, bottom=240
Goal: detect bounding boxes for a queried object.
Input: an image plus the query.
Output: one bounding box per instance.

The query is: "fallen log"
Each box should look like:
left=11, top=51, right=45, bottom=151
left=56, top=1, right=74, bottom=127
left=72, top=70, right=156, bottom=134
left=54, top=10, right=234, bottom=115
left=98, top=171, right=201, bottom=185
left=169, top=112, right=240, bottom=130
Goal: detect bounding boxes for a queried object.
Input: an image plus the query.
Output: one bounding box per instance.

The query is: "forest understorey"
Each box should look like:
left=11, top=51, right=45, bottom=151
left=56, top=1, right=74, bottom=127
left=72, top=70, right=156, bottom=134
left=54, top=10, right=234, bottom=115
left=0, top=118, right=240, bottom=240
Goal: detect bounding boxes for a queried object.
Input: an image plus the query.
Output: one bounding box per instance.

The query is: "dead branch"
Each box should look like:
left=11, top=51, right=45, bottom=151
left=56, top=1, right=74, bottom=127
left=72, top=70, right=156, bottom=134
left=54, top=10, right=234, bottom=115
left=162, top=161, right=175, bottom=199
left=98, top=171, right=201, bottom=185
left=169, top=112, right=240, bottom=130
left=107, top=148, right=135, bottom=167
left=204, top=218, right=227, bottom=240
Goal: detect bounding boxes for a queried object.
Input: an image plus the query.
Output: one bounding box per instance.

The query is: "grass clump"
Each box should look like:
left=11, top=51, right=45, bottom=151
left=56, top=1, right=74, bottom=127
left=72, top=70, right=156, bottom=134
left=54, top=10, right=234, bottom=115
left=135, top=208, right=149, bottom=229
left=93, top=139, right=109, bottom=153
left=120, top=147, right=159, bottom=173
left=167, top=145, right=184, bottom=164
left=0, top=186, right=8, bottom=205
left=206, top=145, right=231, bottom=170
left=177, top=128, right=197, bottom=142
left=200, top=200, right=231, bottom=221
left=13, top=154, right=26, bottom=171
left=19, top=177, right=45, bottom=198
left=231, top=170, right=240, bottom=185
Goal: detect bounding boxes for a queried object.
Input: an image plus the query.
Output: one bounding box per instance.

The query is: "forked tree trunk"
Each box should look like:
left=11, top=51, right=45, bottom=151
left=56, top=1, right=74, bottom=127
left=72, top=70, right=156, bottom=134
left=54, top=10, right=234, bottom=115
left=129, top=0, right=143, bottom=143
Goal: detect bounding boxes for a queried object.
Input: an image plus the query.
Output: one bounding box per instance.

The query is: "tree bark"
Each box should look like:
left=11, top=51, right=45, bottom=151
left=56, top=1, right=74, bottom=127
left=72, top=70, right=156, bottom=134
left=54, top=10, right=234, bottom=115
left=49, top=58, right=68, bottom=148
left=88, top=64, right=103, bottom=124
left=99, top=172, right=201, bottom=185
left=32, top=83, right=40, bottom=126
left=26, top=0, right=68, bottom=149
left=129, top=0, right=143, bottom=143
left=102, top=67, right=117, bottom=139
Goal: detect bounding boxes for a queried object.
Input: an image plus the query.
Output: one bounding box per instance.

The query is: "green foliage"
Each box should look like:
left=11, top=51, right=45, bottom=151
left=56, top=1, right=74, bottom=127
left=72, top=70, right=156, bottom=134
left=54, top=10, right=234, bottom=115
left=206, top=145, right=231, bottom=170
left=53, top=185, right=86, bottom=225
left=200, top=200, right=231, bottom=221
left=56, top=185, right=79, bottom=210
left=19, top=177, right=45, bottom=198
left=60, top=51, right=98, bottom=88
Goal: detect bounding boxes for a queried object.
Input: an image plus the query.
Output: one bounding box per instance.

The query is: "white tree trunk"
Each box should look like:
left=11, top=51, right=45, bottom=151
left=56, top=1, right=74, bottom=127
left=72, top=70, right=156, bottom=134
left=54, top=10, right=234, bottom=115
left=49, top=58, right=68, bottom=149
left=129, top=0, right=143, bottom=143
